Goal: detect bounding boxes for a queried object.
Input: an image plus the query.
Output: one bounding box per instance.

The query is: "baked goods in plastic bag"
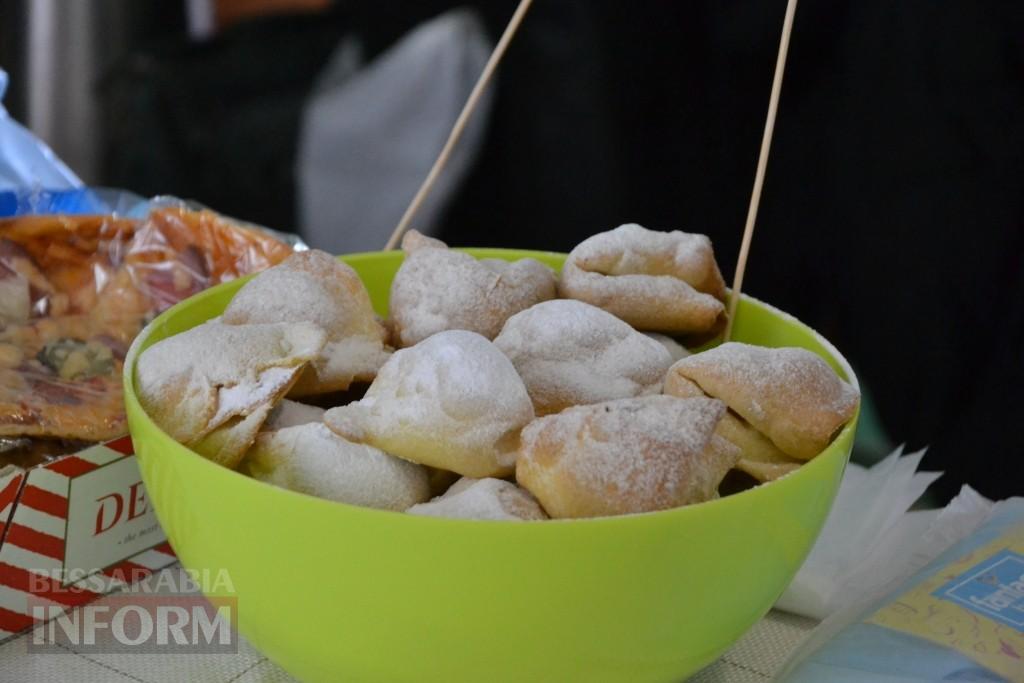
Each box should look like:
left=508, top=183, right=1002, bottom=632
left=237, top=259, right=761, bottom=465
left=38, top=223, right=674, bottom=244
left=0, top=202, right=296, bottom=465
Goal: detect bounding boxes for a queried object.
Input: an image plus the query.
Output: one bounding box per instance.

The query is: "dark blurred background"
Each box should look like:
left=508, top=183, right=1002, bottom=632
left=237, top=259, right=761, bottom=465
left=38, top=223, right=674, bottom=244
left=1, top=0, right=1021, bottom=500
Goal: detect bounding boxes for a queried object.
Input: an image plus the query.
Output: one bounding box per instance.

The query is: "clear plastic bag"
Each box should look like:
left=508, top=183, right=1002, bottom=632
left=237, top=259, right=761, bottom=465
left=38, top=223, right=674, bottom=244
left=1, top=73, right=305, bottom=466
left=0, top=194, right=302, bottom=466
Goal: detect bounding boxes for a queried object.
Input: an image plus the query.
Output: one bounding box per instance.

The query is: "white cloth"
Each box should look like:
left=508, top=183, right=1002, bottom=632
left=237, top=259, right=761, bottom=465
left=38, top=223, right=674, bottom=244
left=297, top=9, right=493, bottom=253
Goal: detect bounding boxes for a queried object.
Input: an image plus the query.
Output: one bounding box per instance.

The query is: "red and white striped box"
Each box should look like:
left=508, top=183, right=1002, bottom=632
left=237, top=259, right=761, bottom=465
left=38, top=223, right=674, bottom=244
left=0, top=438, right=176, bottom=640
left=0, top=466, right=24, bottom=554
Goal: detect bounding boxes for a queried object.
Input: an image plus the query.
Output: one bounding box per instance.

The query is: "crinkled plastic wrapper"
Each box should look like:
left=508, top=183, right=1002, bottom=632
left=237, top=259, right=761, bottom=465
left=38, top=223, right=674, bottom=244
left=0, top=188, right=305, bottom=468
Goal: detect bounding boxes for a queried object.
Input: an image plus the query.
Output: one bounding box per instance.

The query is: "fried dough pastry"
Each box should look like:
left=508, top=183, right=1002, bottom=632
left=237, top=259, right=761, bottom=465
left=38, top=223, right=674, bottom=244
left=136, top=321, right=325, bottom=468
left=493, top=300, right=673, bottom=415
left=245, top=422, right=429, bottom=510
left=407, top=477, right=548, bottom=521
left=222, top=250, right=391, bottom=396
left=388, top=230, right=556, bottom=347
left=558, top=224, right=727, bottom=335
left=666, top=343, right=860, bottom=461
left=325, top=330, right=534, bottom=478
left=664, top=373, right=801, bottom=482
left=516, top=395, right=737, bottom=518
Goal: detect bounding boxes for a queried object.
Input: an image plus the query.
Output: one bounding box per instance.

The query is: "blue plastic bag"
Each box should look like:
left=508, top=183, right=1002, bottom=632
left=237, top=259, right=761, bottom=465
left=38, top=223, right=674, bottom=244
left=0, top=69, right=82, bottom=191
left=0, top=187, right=150, bottom=218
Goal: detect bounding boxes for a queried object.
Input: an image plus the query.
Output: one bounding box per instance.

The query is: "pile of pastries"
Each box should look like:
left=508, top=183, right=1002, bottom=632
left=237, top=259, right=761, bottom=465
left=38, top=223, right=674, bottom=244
left=136, top=224, right=860, bottom=521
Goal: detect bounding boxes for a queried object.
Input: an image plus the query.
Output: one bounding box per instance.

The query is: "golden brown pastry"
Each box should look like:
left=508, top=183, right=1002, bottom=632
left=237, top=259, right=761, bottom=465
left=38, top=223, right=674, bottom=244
left=388, top=230, right=557, bottom=347
left=664, top=373, right=801, bottom=482
left=516, top=395, right=737, bottom=518
left=222, top=249, right=390, bottom=396
left=245, top=422, right=430, bottom=510
left=406, top=477, right=547, bottom=521
left=666, top=342, right=860, bottom=461
left=558, top=224, right=727, bottom=335
left=493, top=299, right=673, bottom=415
left=325, top=330, right=534, bottom=478
left=136, top=321, right=325, bottom=468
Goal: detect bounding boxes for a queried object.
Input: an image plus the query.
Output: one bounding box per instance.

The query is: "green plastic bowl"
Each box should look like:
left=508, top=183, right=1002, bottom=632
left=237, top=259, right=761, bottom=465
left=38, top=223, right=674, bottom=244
left=124, top=249, right=858, bottom=683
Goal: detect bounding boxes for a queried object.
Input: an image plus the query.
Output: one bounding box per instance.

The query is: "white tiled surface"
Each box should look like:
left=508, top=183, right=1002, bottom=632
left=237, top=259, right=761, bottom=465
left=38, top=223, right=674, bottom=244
left=0, top=565, right=816, bottom=682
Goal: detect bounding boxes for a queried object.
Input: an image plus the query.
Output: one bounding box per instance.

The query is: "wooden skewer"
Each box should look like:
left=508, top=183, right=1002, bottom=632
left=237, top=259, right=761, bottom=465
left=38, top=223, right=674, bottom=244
left=724, top=0, right=799, bottom=340
left=384, top=0, right=535, bottom=251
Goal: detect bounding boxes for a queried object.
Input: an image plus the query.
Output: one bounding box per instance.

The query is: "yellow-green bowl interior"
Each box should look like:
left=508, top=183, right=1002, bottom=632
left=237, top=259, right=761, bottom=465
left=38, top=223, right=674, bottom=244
left=124, top=249, right=858, bottom=683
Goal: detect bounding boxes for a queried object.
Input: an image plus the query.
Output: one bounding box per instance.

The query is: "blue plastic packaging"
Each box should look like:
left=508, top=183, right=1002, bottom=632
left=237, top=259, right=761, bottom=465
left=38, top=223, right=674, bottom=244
left=0, top=69, right=81, bottom=191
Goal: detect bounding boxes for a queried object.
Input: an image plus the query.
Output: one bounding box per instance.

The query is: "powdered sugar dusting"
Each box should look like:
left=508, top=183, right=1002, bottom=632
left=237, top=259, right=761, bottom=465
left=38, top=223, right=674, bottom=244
left=678, top=343, right=857, bottom=415
left=136, top=321, right=325, bottom=443
left=246, top=422, right=430, bottom=511
left=558, top=225, right=727, bottom=334
left=325, top=330, right=535, bottom=477
left=672, top=342, right=860, bottom=459
left=139, top=321, right=324, bottom=389
left=494, top=300, right=673, bottom=414
left=517, top=395, right=734, bottom=517
left=389, top=238, right=556, bottom=346
left=224, top=251, right=382, bottom=341
left=571, top=224, right=725, bottom=296
left=406, top=477, right=547, bottom=521
left=643, top=333, right=691, bottom=361
left=222, top=250, right=389, bottom=393
left=210, top=365, right=299, bottom=430
left=317, top=336, right=392, bottom=385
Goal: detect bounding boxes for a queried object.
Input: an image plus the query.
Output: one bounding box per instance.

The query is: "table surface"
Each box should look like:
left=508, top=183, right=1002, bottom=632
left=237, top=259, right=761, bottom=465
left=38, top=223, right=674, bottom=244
left=0, top=564, right=817, bottom=682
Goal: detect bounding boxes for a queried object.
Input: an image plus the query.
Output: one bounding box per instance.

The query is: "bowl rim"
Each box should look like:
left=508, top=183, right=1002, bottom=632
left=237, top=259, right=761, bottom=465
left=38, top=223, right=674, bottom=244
left=123, top=247, right=859, bottom=526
